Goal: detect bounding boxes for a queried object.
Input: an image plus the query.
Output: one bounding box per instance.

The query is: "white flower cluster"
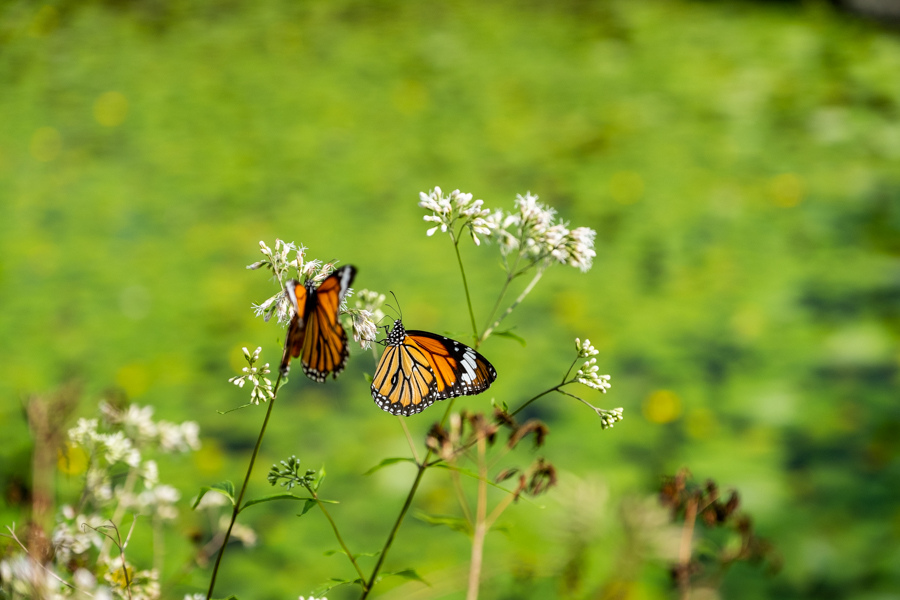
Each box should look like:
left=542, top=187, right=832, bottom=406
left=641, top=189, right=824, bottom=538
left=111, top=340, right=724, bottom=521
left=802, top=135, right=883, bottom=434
left=419, top=186, right=496, bottom=245
left=596, top=407, right=625, bottom=430
left=420, top=189, right=597, bottom=272
left=576, top=358, right=612, bottom=393
left=100, top=402, right=200, bottom=453
left=249, top=240, right=338, bottom=324
left=575, top=337, right=599, bottom=358
left=347, top=289, right=386, bottom=350
left=228, top=346, right=275, bottom=404
left=0, top=553, right=115, bottom=600
left=0, top=401, right=202, bottom=600
left=574, top=338, right=611, bottom=393
left=498, top=193, right=596, bottom=272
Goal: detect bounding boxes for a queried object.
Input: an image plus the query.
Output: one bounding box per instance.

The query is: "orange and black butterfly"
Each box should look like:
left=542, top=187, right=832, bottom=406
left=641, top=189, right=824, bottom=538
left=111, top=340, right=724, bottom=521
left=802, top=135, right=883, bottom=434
left=371, top=319, right=497, bottom=416
left=280, top=265, right=356, bottom=381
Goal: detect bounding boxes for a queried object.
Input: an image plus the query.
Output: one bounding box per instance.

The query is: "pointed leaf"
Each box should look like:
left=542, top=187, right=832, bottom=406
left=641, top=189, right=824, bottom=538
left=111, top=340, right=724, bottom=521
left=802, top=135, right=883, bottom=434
left=311, top=577, right=365, bottom=595
left=386, top=569, right=429, bottom=586
left=363, top=457, right=415, bottom=475
left=415, top=512, right=473, bottom=536
left=192, top=481, right=236, bottom=509
left=300, top=498, right=318, bottom=516
left=239, top=493, right=309, bottom=513
left=314, top=465, right=326, bottom=492
left=493, top=329, right=527, bottom=347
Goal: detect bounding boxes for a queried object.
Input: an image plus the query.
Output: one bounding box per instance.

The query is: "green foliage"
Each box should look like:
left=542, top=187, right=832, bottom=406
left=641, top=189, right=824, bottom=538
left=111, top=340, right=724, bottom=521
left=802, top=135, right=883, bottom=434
left=1, top=0, right=898, bottom=598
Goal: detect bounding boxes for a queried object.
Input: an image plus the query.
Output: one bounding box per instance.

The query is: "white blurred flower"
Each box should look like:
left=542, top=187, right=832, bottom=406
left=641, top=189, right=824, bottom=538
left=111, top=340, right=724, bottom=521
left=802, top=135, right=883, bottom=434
left=99, top=432, right=141, bottom=467
left=350, top=309, right=379, bottom=350
left=157, top=420, right=201, bottom=453
left=138, top=485, right=180, bottom=521
left=217, top=516, right=257, bottom=547
left=68, top=418, right=99, bottom=447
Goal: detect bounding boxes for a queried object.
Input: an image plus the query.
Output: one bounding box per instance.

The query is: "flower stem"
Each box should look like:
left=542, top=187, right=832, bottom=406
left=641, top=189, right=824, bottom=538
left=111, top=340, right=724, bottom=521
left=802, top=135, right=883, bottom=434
left=314, top=497, right=368, bottom=587
left=466, top=435, right=489, bottom=600
left=480, top=268, right=545, bottom=345
left=359, top=455, right=431, bottom=599
left=206, top=372, right=283, bottom=600
left=453, top=234, right=479, bottom=344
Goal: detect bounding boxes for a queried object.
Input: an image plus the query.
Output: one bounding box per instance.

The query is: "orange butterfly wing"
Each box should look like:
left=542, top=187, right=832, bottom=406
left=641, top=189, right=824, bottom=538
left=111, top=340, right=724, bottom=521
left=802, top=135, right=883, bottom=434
left=279, top=265, right=356, bottom=382
left=371, top=319, right=497, bottom=416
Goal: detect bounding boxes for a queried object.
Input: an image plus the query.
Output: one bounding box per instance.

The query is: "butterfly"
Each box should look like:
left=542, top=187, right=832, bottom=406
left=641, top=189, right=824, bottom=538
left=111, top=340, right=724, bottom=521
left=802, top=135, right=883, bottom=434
left=279, top=265, right=357, bottom=381
left=371, top=318, right=497, bottom=416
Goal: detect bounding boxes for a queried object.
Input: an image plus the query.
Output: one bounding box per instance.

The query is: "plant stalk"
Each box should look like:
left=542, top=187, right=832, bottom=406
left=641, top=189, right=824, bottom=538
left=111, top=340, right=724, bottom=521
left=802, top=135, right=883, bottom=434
left=206, top=373, right=283, bottom=600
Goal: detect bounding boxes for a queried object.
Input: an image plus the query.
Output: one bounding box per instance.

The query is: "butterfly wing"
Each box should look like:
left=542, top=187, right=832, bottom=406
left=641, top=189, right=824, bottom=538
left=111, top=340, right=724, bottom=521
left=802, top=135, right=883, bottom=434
left=406, top=330, right=497, bottom=400
left=279, top=265, right=356, bottom=381
left=300, top=265, right=356, bottom=381
left=371, top=320, right=497, bottom=416
left=279, top=280, right=308, bottom=376
left=371, top=339, right=439, bottom=416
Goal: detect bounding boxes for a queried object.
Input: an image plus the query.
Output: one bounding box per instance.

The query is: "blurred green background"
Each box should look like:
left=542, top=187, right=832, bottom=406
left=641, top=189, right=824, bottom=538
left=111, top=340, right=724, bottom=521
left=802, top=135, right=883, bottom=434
left=2, top=0, right=899, bottom=598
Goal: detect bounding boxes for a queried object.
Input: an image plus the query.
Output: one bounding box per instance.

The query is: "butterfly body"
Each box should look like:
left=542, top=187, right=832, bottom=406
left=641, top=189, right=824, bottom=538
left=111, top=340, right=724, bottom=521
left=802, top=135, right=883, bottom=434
left=372, top=319, right=497, bottom=416
left=280, top=265, right=356, bottom=381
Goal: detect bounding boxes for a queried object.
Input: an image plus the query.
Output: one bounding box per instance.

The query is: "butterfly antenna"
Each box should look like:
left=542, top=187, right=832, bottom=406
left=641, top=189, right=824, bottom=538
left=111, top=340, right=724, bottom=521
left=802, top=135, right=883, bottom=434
left=384, top=291, right=403, bottom=321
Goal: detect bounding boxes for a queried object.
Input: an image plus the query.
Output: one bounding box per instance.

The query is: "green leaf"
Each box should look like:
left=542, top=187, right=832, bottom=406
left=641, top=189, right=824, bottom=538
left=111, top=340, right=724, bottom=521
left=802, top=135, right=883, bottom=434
left=386, top=569, right=429, bottom=586
left=493, top=329, right=527, bottom=347
left=192, top=481, right=236, bottom=509
left=324, top=548, right=381, bottom=558
left=300, top=498, right=317, bottom=516
left=363, top=457, right=416, bottom=475
left=297, top=497, right=339, bottom=516
left=311, top=577, right=365, bottom=595
left=240, top=493, right=308, bottom=512
left=415, top=511, right=473, bottom=536
left=314, top=465, right=326, bottom=492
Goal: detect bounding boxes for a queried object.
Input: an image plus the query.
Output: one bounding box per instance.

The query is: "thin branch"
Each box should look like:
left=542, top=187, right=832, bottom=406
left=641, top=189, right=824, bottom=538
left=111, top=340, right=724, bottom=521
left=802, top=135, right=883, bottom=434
left=206, top=371, right=284, bottom=600
left=466, top=435, right=489, bottom=600
left=452, top=232, right=479, bottom=343
left=399, top=417, right=420, bottom=465
left=1, top=525, right=86, bottom=596
left=480, top=268, right=545, bottom=345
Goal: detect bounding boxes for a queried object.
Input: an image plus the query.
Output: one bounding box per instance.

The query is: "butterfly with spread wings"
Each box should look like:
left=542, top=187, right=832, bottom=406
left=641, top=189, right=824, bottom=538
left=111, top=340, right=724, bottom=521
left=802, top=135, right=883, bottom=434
left=279, top=265, right=356, bottom=381
left=371, top=318, right=497, bottom=416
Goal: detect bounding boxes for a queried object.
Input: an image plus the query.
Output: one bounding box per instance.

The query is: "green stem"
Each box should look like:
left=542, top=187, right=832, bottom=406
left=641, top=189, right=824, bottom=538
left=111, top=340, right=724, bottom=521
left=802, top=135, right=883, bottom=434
left=481, top=273, right=514, bottom=341
left=358, top=397, right=461, bottom=597
left=509, top=383, right=565, bottom=419
left=466, top=435, right=489, bottom=600
left=359, top=456, right=431, bottom=599
left=480, top=268, right=545, bottom=345
left=314, top=497, right=368, bottom=587
left=206, top=372, right=283, bottom=600
left=452, top=234, right=479, bottom=343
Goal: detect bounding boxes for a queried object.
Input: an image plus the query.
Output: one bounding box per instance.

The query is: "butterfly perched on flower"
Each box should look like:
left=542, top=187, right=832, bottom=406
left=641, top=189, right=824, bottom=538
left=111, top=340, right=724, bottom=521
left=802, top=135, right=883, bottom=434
left=371, top=319, right=497, bottom=416
left=280, top=265, right=356, bottom=381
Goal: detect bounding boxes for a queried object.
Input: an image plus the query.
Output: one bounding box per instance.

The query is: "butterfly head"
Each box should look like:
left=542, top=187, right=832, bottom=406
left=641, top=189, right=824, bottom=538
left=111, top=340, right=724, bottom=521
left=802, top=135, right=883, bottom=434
left=384, top=319, right=407, bottom=347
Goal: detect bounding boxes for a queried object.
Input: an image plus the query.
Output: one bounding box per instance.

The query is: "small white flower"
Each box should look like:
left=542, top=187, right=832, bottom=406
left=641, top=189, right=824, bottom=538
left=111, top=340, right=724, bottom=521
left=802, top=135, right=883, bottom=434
left=575, top=338, right=599, bottom=358
left=350, top=309, right=379, bottom=350
left=140, top=460, right=159, bottom=488
left=68, top=418, right=99, bottom=447
left=419, top=187, right=496, bottom=244
left=575, top=357, right=611, bottom=393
